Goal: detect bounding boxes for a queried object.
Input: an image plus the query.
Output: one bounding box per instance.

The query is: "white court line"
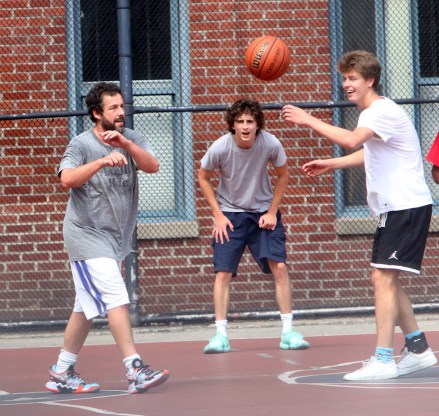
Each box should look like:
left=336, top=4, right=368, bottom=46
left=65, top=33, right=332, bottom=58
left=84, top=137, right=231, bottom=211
left=44, top=401, right=144, bottom=416
left=278, top=353, right=439, bottom=390
left=0, top=391, right=128, bottom=406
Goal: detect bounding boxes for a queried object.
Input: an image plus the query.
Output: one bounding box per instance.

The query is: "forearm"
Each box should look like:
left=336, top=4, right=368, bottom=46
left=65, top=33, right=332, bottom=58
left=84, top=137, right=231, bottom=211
left=199, top=179, right=223, bottom=217
left=267, top=172, right=288, bottom=215
left=123, top=141, right=159, bottom=173
left=304, top=116, right=362, bottom=149
left=60, top=159, right=106, bottom=189
left=332, top=148, right=365, bottom=169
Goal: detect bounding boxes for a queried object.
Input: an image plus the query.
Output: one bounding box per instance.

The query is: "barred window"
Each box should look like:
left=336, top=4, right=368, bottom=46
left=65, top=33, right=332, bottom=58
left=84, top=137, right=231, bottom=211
left=418, top=0, right=439, bottom=77
left=80, top=1, right=172, bottom=82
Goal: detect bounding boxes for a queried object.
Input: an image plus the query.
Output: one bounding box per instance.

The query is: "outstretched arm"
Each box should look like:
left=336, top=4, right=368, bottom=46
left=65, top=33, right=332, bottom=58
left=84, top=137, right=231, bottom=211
left=302, top=148, right=364, bottom=177
left=282, top=105, right=374, bottom=150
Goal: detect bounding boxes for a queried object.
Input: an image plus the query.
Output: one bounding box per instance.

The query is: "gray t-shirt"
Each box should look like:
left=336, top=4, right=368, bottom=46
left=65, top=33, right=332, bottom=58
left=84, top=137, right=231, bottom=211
left=200, top=131, right=287, bottom=212
left=58, top=128, right=156, bottom=261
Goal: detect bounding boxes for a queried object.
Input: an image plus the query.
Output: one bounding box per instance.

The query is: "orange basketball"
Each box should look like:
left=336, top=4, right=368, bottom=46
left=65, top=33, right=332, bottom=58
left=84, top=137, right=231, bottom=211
left=245, top=35, right=291, bottom=81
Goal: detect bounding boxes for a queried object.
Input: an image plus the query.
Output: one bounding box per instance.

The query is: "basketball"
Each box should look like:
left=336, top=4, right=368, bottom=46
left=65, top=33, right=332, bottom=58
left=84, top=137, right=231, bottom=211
left=245, top=35, right=291, bottom=81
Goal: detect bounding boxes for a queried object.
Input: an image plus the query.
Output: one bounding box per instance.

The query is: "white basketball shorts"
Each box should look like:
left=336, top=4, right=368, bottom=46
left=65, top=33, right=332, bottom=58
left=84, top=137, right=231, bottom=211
left=71, top=257, right=130, bottom=320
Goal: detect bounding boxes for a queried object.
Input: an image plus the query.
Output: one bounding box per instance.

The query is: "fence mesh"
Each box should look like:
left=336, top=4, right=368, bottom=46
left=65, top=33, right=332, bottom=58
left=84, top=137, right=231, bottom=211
left=2, top=0, right=439, bottom=332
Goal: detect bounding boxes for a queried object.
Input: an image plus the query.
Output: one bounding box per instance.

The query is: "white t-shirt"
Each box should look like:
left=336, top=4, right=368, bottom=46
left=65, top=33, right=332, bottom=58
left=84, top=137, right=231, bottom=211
left=358, top=97, right=432, bottom=216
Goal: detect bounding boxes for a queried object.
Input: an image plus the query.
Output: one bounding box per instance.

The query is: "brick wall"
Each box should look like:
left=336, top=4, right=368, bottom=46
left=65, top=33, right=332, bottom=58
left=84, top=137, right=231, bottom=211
left=1, top=0, right=439, bottom=325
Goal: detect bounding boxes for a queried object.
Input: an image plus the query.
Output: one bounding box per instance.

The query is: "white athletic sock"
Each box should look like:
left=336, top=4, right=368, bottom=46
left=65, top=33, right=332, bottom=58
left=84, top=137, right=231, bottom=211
left=123, top=353, right=141, bottom=374
left=280, top=313, right=293, bottom=334
left=56, top=349, right=78, bottom=373
left=215, top=320, right=228, bottom=337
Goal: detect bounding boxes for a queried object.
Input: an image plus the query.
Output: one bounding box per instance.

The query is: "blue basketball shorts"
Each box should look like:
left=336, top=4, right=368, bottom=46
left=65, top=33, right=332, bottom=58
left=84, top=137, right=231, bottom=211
left=212, top=211, right=287, bottom=277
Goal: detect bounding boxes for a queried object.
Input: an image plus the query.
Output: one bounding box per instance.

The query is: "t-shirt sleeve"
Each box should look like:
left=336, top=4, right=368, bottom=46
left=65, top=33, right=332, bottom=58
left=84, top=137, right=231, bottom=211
left=357, top=108, right=392, bottom=142
left=58, top=140, right=84, bottom=176
left=129, top=129, right=156, bottom=157
left=272, top=139, right=287, bottom=167
left=426, top=131, right=439, bottom=167
left=200, top=142, right=220, bottom=171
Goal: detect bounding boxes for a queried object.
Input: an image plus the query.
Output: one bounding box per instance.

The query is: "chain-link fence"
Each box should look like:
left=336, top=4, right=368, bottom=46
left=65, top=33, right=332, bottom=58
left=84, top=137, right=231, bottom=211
left=2, top=1, right=439, bottom=332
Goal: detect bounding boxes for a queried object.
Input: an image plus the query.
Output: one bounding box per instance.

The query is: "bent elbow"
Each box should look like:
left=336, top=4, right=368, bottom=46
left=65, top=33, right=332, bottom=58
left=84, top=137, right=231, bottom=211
left=60, top=178, right=73, bottom=189
left=143, top=160, right=159, bottom=174
left=150, top=161, right=160, bottom=173
left=59, top=171, right=73, bottom=189
left=343, top=141, right=360, bottom=150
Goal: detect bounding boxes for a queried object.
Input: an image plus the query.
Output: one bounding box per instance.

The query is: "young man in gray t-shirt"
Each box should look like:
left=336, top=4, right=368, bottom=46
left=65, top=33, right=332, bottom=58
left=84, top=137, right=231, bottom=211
left=198, top=99, right=309, bottom=353
left=45, top=82, right=169, bottom=394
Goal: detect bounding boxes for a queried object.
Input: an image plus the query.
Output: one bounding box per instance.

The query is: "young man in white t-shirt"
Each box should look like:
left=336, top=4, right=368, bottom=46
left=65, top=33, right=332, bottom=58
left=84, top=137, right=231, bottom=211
left=198, top=99, right=309, bottom=353
left=282, top=50, right=436, bottom=381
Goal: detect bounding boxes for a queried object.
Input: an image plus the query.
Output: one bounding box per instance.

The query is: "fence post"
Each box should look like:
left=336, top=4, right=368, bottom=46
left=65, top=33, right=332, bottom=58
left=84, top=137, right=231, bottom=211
left=117, top=0, right=140, bottom=326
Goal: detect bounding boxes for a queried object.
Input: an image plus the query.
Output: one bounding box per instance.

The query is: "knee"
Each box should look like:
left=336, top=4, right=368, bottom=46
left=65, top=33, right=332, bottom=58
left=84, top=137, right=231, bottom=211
left=270, top=262, right=288, bottom=279
left=215, top=272, right=232, bottom=285
left=371, top=269, right=397, bottom=290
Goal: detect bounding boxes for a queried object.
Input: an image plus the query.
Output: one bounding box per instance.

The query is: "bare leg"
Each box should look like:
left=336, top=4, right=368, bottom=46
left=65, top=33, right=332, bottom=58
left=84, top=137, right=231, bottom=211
left=395, top=279, right=418, bottom=335
left=372, top=268, right=417, bottom=348
left=107, top=304, right=137, bottom=358
left=213, top=272, right=232, bottom=320
left=268, top=260, right=292, bottom=314
left=62, top=311, right=92, bottom=354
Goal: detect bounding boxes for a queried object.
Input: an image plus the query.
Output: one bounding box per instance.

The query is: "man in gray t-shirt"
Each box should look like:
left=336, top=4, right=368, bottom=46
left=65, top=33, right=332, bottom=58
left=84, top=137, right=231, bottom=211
left=198, top=99, right=309, bottom=354
left=45, top=82, right=169, bottom=395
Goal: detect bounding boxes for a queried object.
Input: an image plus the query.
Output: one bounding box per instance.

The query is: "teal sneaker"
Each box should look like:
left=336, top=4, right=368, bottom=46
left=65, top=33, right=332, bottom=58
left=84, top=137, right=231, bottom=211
left=280, top=329, right=310, bottom=350
left=203, top=333, right=230, bottom=354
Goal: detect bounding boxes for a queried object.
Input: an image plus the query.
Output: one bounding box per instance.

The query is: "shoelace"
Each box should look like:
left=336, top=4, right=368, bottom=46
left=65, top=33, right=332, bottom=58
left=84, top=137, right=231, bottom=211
left=66, top=367, right=85, bottom=384
left=136, top=365, right=159, bottom=380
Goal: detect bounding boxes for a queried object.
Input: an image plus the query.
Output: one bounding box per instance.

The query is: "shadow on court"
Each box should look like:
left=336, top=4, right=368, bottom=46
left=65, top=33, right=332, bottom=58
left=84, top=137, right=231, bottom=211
left=1, top=331, right=439, bottom=416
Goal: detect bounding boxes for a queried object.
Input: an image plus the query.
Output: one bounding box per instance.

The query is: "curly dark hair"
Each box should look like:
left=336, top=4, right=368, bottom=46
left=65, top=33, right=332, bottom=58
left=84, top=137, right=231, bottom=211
left=85, top=82, right=124, bottom=122
left=337, top=50, right=381, bottom=91
left=225, top=99, right=265, bottom=134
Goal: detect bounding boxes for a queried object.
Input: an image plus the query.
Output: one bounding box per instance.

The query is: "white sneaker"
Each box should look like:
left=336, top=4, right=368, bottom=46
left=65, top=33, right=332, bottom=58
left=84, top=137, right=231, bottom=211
left=343, top=356, right=398, bottom=381
left=397, top=347, right=437, bottom=376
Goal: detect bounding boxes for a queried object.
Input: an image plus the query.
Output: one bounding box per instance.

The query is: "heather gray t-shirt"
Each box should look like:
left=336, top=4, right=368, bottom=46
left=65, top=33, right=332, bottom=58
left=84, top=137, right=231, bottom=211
left=58, top=128, right=156, bottom=261
left=200, top=131, right=287, bottom=212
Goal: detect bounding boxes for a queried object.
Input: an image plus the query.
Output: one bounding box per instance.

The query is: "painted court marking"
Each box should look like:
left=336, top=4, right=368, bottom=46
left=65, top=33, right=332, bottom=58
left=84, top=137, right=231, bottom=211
left=278, top=356, right=439, bottom=390
left=0, top=390, right=141, bottom=416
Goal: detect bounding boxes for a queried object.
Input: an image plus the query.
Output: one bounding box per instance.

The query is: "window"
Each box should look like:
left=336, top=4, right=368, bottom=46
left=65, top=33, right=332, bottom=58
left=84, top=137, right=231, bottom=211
left=80, top=1, right=172, bottom=81
left=418, top=0, right=439, bottom=78
left=66, top=0, right=197, bottom=237
left=417, top=0, right=439, bottom=203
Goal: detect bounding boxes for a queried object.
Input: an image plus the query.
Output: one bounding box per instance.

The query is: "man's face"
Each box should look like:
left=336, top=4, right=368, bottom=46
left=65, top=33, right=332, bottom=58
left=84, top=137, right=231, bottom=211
left=342, top=70, right=374, bottom=105
left=96, top=93, right=125, bottom=133
left=233, top=112, right=258, bottom=149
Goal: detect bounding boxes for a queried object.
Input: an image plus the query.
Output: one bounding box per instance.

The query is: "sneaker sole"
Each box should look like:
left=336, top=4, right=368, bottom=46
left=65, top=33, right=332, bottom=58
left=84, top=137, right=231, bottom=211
left=45, top=381, right=100, bottom=393
left=397, top=353, right=438, bottom=376
left=343, top=371, right=398, bottom=381
left=203, top=346, right=231, bottom=354
left=128, top=370, right=170, bottom=394
left=279, top=342, right=310, bottom=350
